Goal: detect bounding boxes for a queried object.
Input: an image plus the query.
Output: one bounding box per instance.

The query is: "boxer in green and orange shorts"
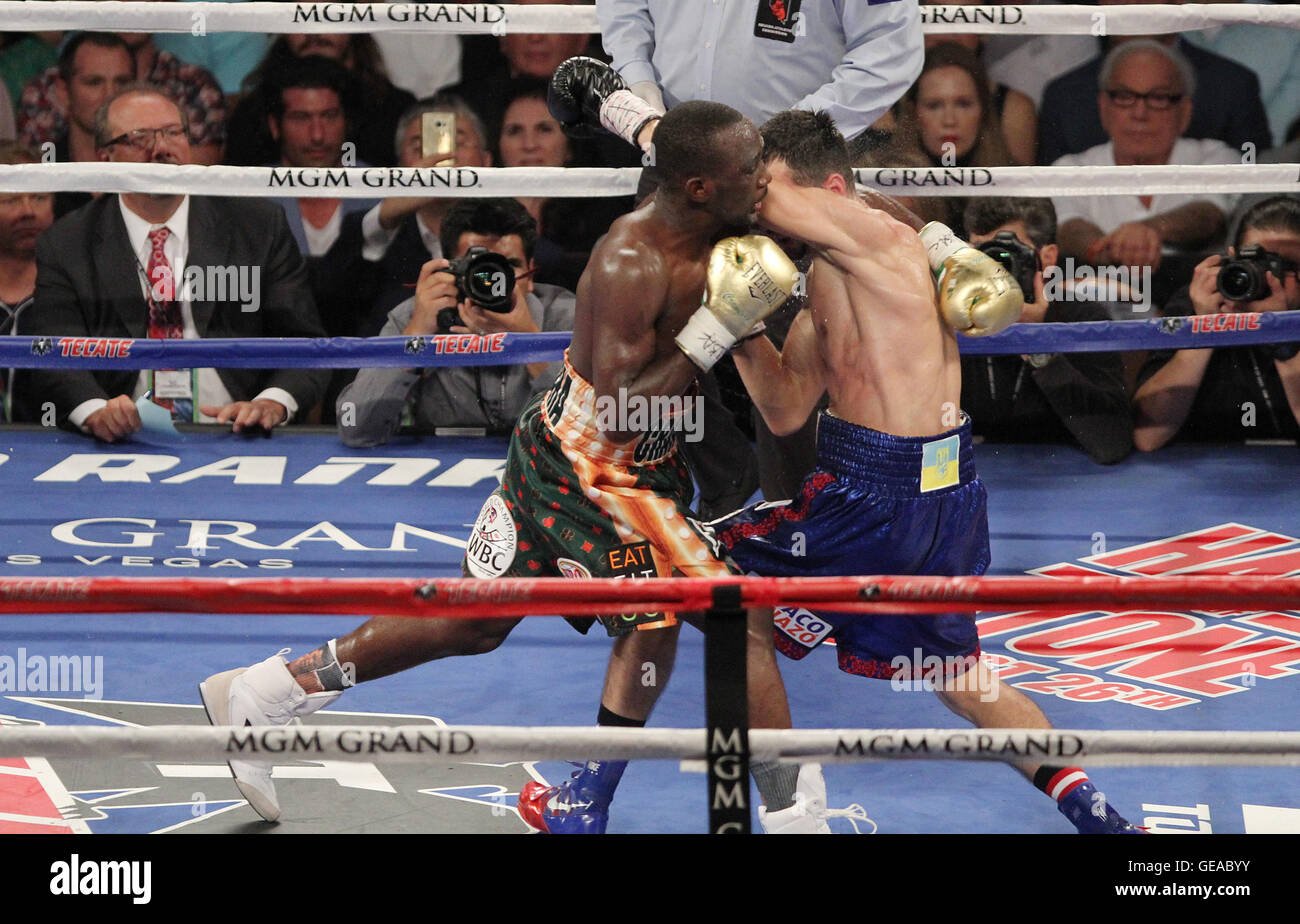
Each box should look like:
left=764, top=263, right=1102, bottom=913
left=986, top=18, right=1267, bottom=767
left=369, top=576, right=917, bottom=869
left=462, top=354, right=738, bottom=635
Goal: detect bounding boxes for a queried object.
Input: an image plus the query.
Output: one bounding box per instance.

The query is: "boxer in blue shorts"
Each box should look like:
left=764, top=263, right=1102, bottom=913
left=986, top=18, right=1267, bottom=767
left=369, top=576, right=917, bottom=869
left=721, top=110, right=1143, bottom=834
left=714, top=412, right=987, bottom=680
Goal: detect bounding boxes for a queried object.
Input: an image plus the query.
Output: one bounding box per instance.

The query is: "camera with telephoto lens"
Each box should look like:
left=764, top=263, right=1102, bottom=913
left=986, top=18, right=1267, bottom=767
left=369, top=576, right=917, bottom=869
left=1216, top=244, right=1299, bottom=302
left=975, top=231, right=1039, bottom=301
left=435, top=246, right=517, bottom=331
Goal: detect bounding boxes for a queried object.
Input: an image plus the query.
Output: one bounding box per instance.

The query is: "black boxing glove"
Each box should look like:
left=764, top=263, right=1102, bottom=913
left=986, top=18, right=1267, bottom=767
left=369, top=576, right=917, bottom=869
left=548, top=56, right=662, bottom=145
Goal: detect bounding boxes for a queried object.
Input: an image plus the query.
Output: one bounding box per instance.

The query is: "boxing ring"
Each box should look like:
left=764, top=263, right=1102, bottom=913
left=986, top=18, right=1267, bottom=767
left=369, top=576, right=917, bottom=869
left=1, top=428, right=1297, bottom=836
left=0, top=2, right=1297, bottom=866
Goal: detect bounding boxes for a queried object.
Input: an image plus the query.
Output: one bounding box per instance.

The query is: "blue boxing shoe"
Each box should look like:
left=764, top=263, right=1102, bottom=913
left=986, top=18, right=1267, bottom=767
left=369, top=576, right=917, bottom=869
left=518, top=760, right=626, bottom=834
left=1058, top=781, right=1146, bottom=833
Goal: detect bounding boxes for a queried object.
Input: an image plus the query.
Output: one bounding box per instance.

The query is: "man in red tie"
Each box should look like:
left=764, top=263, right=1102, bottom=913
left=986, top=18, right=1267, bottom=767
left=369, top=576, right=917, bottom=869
left=16, top=84, right=328, bottom=441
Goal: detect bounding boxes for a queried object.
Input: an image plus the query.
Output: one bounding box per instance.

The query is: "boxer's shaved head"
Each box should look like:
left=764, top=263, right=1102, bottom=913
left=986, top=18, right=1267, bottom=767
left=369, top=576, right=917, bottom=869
left=759, top=110, right=854, bottom=190
left=654, top=100, right=748, bottom=186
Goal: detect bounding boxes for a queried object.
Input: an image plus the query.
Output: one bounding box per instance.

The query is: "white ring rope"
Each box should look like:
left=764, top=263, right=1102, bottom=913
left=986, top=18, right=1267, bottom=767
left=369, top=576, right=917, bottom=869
left=1, top=724, right=1297, bottom=767
left=1, top=162, right=1296, bottom=199
left=0, top=1, right=594, bottom=35
left=1, top=3, right=1298, bottom=36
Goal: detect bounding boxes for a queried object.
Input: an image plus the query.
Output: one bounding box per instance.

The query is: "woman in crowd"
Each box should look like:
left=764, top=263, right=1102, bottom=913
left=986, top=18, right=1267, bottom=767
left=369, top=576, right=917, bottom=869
left=496, top=80, right=628, bottom=292
left=879, top=44, right=1016, bottom=235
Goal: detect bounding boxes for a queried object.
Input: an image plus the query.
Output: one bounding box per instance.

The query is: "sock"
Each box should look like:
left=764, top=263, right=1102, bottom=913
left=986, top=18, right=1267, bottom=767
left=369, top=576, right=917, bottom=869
left=574, top=705, right=643, bottom=806
left=1034, top=765, right=1091, bottom=802
left=287, top=640, right=353, bottom=694
left=596, top=704, right=645, bottom=728
left=751, top=761, right=800, bottom=812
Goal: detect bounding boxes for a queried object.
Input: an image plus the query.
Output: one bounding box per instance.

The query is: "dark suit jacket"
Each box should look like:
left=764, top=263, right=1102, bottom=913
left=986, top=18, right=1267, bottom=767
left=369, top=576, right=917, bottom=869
left=1037, top=38, right=1270, bottom=166
left=361, top=210, right=436, bottom=338
left=269, top=194, right=380, bottom=338
left=16, top=195, right=329, bottom=426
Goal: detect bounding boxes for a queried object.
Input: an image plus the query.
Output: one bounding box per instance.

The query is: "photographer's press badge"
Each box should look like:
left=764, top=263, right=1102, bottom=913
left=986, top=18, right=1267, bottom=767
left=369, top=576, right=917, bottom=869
left=754, top=0, right=802, bottom=42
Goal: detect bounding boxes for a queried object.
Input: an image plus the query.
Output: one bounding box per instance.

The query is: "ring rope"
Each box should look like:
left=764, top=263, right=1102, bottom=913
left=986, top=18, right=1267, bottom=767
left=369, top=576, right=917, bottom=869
left=1, top=163, right=1296, bottom=199
left=4, top=311, right=1300, bottom=371
left=0, top=724, right=1296, bottom=767
left=1, top=575, right=1298, bottom=617
left=1, top=3, right=1298, bottom=36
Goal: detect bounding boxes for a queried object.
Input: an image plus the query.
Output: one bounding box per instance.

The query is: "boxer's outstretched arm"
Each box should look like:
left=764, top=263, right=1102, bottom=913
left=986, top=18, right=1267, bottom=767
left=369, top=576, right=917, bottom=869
left=759, top=177, right=899, bottom=264
left=732, top=307, right=827, bottom=436
left=857, top=187, right=924, bottom=231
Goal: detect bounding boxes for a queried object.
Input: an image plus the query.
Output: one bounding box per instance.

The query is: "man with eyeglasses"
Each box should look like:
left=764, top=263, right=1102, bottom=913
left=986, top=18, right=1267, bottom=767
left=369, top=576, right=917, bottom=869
left=1052, top=40, right=1239, bottom=303
left=18, top=28, right=227, bottom=166
left=14, top=84, right=329, bottom=442
left=1036, top=0, right=1269, bottom=167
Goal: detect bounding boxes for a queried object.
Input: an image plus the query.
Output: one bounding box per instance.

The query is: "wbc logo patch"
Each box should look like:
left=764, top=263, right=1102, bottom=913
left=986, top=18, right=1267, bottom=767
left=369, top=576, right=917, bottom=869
left=465, top=494, right=517, bottom=578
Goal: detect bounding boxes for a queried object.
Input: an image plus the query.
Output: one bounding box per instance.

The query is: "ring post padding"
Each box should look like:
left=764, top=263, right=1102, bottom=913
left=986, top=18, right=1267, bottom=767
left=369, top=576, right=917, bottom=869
left=706, top=583, right=749, bottom=834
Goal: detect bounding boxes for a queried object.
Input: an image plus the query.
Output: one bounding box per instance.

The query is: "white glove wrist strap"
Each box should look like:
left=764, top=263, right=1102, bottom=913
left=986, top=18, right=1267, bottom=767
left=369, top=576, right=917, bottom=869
left=919, top=222, right=966, bottom=272
left=675, top=308, right=737, bottom=371
left=600, top=89, right=661, bottom=147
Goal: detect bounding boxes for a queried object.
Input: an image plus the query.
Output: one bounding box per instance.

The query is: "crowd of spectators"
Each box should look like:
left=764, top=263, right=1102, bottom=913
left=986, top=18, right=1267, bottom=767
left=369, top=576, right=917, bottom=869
left=0, top=0, right=1298, bottom=466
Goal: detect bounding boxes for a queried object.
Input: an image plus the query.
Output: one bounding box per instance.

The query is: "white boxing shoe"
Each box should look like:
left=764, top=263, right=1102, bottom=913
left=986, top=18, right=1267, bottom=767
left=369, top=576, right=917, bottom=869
left=199, top=649, right=340, bottom=822
left=758, top=763, right=876, bottom=834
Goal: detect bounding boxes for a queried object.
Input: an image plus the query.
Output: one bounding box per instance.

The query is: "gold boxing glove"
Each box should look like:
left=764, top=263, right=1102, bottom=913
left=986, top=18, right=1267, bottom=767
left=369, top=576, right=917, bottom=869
left=920, top=221, right=1024, bottom=337
left=675, top=235, right=799, bottom=371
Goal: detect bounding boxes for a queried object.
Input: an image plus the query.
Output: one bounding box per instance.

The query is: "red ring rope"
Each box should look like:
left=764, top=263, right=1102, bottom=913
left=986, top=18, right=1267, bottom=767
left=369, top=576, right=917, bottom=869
left=0, top=574, right=1296, bottom=617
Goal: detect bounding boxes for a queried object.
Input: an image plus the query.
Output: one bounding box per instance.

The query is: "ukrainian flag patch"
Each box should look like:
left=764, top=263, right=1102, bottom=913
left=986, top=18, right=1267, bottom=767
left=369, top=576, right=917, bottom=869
left=920, top=434, right=960, bottom=492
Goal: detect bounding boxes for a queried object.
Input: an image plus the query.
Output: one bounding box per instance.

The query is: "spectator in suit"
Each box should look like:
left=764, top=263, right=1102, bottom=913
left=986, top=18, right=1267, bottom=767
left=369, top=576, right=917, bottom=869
left=19, top=28, right=227, bottom=165
left=1053, top=40, right=1239, bottom=305
left=962, top=197, right=1134, bottom=464
left=15, top=85, right=329, bottom=441
left=0, top=141, right=53, bottom=420
left=1036, top=0, right=1269, bottom=166
left=338, top=198, right=575, bottom=444
left=1133, top=195, right=1300, bottom=449
left=225, top=33, right=415, bottom=168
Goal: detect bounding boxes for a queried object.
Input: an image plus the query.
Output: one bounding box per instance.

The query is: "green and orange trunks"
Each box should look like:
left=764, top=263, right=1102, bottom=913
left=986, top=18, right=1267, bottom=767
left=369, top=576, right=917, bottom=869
left=461, top=359, right=737, bottom=635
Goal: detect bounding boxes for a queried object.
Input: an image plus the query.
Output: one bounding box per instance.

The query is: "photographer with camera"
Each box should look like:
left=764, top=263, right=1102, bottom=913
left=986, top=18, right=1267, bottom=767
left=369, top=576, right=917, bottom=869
left=337, top=198, right=575, bottom=446
left=962, top=197, right=1134, bottom=464
left=1134, top=195, right=1300, bottom=450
